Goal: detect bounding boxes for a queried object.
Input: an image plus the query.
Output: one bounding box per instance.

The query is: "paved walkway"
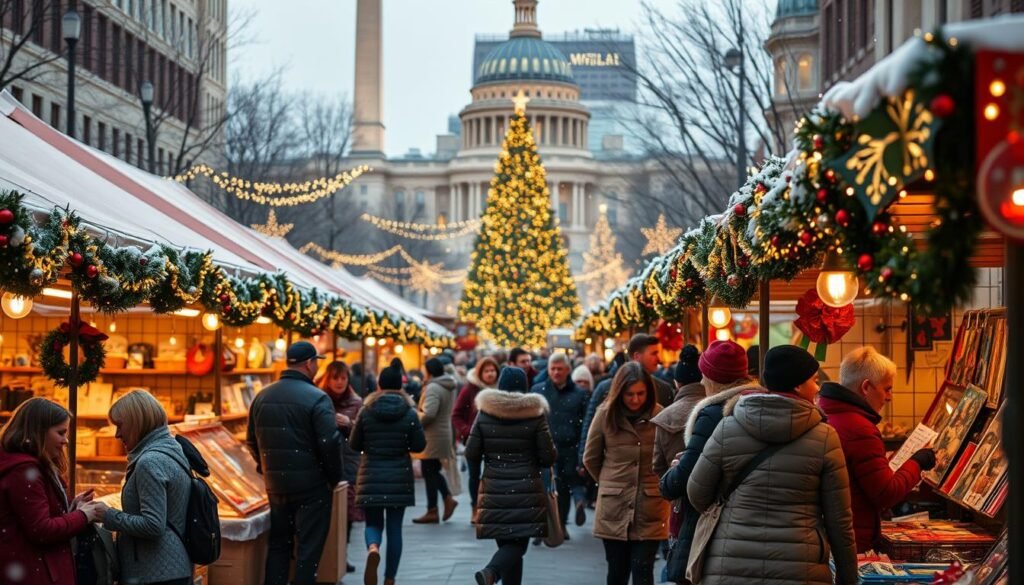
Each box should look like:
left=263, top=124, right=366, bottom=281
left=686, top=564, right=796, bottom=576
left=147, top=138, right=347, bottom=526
left=345, top=474, right=668, bottom=584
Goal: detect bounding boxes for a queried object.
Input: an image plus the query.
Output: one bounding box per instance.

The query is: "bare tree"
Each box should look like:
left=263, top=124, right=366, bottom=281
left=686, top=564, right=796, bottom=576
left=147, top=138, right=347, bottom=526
left=0, top=0, right=61, bottom=90
left=614, top=0, right=805, bottom=238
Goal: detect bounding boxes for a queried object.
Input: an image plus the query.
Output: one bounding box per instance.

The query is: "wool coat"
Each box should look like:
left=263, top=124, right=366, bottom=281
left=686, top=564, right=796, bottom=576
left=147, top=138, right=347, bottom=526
left=452, top=370, right=492, bottom=445
left=465, top=389, right=557, bottom=539
left=103, top=426, right=193, bottom=585
left=578, top=368, right=674, bottom=464
left=687, top=393, right=858, bottom=585
left=818, top=382, right=922, bottom=552
left=349, top=390, right=427, bottom=508
left=0, top=451, right=89, bottom=585
left=415, top=375, right=458, bottom=461
left=650, top=381, right=707, bottom=478
left=583, top=398, right=669, bottom=542
left=327, top=387, right=364, bottom=521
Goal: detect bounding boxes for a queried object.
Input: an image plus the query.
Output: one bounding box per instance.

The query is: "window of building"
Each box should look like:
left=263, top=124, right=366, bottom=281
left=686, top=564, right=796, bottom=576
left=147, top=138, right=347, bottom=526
left=558, top=202, right=568, bottom=223
left=11, top=86, right=22, bottom=103
left=606, top=197, right=618, bottom=226
left=360, top=184, right=368, bottom=195
left=774, top=58, right=787, bottom=96
left=126, top=133, right=134, bottom=165
left=157, top=147, right=164, bottom=173
left=798, top=55, right=813, bottom=90
left=98, top=122, right=107, bottom=151
left=50, top=102, right=60, bottom=131
left=113, top=128, right=120, bottom=157
left=83, top=115, right=91, bottom=145
left=415, top=190, right=426, bottom=206
left=138, top=138, right=145, bottom=167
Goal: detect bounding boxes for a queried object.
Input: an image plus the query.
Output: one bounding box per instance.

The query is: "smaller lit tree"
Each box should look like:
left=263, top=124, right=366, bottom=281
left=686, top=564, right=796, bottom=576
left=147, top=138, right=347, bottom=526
left=581, top=204, right=630, bottom=307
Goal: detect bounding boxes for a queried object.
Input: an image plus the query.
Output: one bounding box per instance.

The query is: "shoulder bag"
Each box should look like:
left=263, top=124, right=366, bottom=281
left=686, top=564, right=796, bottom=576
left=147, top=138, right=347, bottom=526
left=542, top=466, right=565, bottom=547
left=686, top=442, right=786, bottom=583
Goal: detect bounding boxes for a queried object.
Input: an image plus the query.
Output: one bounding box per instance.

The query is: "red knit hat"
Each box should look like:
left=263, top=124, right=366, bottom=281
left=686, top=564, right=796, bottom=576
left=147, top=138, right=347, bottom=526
left=698, top=340, right=749, bottom=384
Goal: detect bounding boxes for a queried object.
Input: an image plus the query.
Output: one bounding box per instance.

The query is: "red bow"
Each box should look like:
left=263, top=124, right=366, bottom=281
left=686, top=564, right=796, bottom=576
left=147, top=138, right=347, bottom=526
left=930, top=561, right=965, bottom=584
left=58, top=321, right=110, bottom=346
left=655, top=321, right=684, bottom=352
left=794, top=289, right=855, bottom=344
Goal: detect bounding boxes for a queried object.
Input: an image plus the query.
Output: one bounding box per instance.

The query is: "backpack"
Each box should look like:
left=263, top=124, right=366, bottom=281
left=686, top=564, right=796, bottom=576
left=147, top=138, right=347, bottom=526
left=169, top=434, right=222, bottom=565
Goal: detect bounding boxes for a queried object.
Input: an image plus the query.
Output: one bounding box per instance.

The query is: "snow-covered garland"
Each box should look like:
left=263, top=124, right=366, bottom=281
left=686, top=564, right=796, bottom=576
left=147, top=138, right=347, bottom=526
left=576, top=28, right=982, bottom=340
left=0, top=191, right=455, bottom=350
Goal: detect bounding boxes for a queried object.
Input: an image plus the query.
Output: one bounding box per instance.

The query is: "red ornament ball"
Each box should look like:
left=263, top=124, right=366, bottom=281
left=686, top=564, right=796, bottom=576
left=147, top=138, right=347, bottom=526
left=824, top=169, right=837, bottom=183
left=733, top=203, right=747, bottom=217
left=770, top=235, right=781, bottom=248
left=139, top=256, right=148, bottom=266
left=684, top=278, right=694, bottom=289
left=69, top=252, right=84, bottom=267
left=222, top=304, right=232, bottom=314
left=812, top=134, right=824, bottom=150
left=0, top=209, right=14, bottom=225
left=871, top=220, right=888, bottom=236
left=929, top=94, right=955, bottom=118
left=857, top=253, right=874, bottom=272
left=835, top=209, right=850, bottom=227
left=799, top=230, right=813, bottom=245
left=737, top=256, right=749, bottom=268
left=670, top=269, right=677, bottom=280
left=0, top=235, right=8, bottom=248
left=219, top=293, right=230, bottom=303
left=85, top=265, right=99, bottom=278
left=816, top=188, right=829, bottom=204
left=880, top=267, right=894, bottom=281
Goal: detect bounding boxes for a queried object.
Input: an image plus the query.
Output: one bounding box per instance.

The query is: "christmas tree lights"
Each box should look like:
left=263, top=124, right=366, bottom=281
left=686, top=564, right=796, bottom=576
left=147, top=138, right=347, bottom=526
left=581, top=205, right=630, bottom=307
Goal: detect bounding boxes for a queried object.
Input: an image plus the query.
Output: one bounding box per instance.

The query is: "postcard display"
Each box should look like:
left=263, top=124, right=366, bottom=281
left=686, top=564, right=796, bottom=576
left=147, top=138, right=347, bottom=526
left=877, top=309, right=1008, bottom=582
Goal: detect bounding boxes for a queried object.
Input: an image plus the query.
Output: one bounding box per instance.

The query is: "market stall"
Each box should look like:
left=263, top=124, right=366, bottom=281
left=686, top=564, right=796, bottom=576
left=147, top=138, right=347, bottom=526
left=575, top=15, right=1023, bottom=583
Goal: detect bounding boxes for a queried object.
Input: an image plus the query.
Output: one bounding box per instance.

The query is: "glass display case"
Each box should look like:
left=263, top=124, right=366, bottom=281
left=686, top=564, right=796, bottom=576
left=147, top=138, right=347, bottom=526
left=175, top=422, right=268, bottom=517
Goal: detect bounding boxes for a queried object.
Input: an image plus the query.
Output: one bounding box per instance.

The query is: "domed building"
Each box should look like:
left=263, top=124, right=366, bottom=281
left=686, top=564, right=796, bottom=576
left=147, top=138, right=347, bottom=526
left=346, top=0, right=648, bottom=313
left=764, top=0, right=820, bottom=151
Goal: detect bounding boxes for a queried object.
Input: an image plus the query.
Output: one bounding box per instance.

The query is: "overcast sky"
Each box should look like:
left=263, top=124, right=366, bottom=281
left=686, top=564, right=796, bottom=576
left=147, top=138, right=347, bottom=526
left=230, top=0, right=642, bottom=156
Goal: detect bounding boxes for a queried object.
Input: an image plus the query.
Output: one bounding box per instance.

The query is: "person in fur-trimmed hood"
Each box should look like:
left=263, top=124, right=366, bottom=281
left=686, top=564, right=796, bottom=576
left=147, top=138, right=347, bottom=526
left=467, top=367, right=556, bottom=585
left=658, top=340, right=754, bottom=584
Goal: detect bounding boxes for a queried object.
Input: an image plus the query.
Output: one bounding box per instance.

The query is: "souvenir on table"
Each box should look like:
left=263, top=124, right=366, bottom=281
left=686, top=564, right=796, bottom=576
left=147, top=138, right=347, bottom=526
left=220, top=346, right=237, bottom=372
left=103, top=334, right=129, bottom=369
left=922, top=383, right=965, bottom=430
left=246, top=339, right=267, bottom=369
left=971, top=529, right=1007, bottom=585
left=77, top=382, right=114, bottom=416
left=188, top=391, right=215, bottom=416
left=175, top=423, right=268, bottom=516
left=127, top=343, right=154, bottom=369
left=221, top=383, right=247, bottom=415
left=923, top=385, right=987, bottom=486
left=939, top=441, right=976, bottom=495
left=945, top=310, right=1007, bottom=406
left=186, top=343, right=215, bottom=376
left=962, top=405, right=1007, bottom=513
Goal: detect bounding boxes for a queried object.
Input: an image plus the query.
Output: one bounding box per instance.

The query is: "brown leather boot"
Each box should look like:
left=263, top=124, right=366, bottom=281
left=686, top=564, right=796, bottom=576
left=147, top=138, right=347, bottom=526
left=364, top=544, right=380, bottom=585
left=411, top=508, right=439, bottom=524
left=383, top=579, right=395, bottom=585
left=442, top=495, right=459, bottom=521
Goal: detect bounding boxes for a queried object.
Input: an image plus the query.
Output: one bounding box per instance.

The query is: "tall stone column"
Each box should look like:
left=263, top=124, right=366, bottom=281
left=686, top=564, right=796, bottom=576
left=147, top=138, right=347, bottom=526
left=352, top=0, right=385, bottom=156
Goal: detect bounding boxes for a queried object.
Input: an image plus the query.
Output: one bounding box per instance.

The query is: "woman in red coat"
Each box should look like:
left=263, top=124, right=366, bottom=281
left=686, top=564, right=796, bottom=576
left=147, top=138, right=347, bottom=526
left=0, top=398, right=105, bottom=584
left=452, top=356, right=499, bottom=517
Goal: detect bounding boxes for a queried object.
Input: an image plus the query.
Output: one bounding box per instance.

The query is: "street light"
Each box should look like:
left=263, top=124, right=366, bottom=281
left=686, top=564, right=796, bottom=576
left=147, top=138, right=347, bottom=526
left=722, top=33, right=746, bottom=190
left=62, top=9, right=81, bottom=140
left=140, top=81, right=156, bottom=173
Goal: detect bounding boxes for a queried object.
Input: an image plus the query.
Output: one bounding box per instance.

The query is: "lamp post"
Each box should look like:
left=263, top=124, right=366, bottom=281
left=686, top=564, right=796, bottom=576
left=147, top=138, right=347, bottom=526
left=723, top=43, right=746, bottom=190
left=140, top=81, right=156, bottom=173
left=62, top=9, right=81, bottom=139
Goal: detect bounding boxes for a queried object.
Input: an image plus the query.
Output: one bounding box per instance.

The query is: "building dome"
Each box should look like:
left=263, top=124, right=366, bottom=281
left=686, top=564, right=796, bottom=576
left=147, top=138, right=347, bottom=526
left=775, top=0, right=818, bottom=19
left=475, top=36, right=575, bottom=86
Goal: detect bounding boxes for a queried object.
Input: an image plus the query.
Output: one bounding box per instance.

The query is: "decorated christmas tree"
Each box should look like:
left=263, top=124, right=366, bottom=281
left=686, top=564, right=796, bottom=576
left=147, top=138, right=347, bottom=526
left=581, top=204, right=630, bottom=308
left=458, top=97, right=580, bottom=348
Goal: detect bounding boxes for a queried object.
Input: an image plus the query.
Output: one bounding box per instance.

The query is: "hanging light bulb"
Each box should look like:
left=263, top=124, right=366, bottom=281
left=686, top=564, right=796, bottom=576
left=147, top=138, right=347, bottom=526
left=715, top=328, right=732, bottom=341
left=169, top=335, right=177, bottom=346
left=201, top=312, right=220, bottom=331
left=234, top=336, right=245, bottom=349
left=274, top=334, right=286, bottom=352
left=604, top=338, right=614, bottom=349
left=394, top=344, right=405, bottom=354
left=1, top=293, right=33, bottom=319
left=706, top=296, right=732, bottom=329
left=108, top=321, right=117, bottom=333
left=365, top=336, right=377, bottom=347
left=377, top=338, right=386, bottom=347
left=816, top=250, right=860, bottom=308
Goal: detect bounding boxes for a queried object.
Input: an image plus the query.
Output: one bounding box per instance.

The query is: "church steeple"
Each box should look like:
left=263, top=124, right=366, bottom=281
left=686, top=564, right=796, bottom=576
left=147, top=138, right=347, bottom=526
left=510, top=0, right=541, bottom=39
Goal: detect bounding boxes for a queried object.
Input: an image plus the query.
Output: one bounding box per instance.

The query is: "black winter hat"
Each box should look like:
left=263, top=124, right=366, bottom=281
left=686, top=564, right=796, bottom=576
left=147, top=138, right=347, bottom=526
left=378, top=366, right=404, bottom=391
left=674, top=345, right=702, bottom=386
left=497, top=366, right=529, bottom=394
left=425, top=358, right=445, bottom=378
left=762, top=345, right=820, bottom=392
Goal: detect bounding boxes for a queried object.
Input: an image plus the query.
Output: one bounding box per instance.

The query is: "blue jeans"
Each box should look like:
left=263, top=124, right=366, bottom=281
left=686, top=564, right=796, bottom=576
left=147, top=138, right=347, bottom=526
left=364, top=506, right=406, bottom=579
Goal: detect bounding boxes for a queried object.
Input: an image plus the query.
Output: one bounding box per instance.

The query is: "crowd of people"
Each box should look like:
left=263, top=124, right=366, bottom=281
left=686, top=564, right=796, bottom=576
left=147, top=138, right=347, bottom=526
left=0, top=334, right=938, bottom=585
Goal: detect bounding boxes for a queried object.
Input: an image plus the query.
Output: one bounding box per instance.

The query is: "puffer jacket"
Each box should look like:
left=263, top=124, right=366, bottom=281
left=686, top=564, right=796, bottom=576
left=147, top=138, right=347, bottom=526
left=818, top=382, right=922, bottom=552
left=416, top=374, right=458, bottom=460
left=350, top=390, right=427, bottom=508
left=660, top=382, right=758, bottom=582
left=687, top=393, right=858, bottom=585
left=466, top=389, right=557, bottom=539
left=0, top=451, right=89, bottom=585
left=531, top=378, right=587, bottom=449
left=583, top=399, right=669, bottom=542
left=104, top=426, right=192, bottom=585
left=650, top=381, right=706, bottom=478
left=247, top=369, right=343, bottom=495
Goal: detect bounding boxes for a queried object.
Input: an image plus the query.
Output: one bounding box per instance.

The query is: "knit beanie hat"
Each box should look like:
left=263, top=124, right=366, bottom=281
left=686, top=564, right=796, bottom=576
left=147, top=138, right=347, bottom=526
left=425, top=358, right=445, bottom=377
left=571, top=365, right=594, bottom=388
left=497, top=366, right=529, bottom=394
left=698, top=340, right=748, bottom=384
left=762, top=345, right=820, bottom=392
left=378, top=366, right=403, bottom=391
left=674, top=344, right=702, bottom=386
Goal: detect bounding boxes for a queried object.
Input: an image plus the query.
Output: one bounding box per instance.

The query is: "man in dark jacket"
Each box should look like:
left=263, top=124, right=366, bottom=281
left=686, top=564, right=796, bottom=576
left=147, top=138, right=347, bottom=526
left=578, top=334, right=673, bottom=475
left=531, top=352, right=588, bottom=541
left=818, top=347, right=935, bottom=552
left=247, top=341, right=342, bottom=585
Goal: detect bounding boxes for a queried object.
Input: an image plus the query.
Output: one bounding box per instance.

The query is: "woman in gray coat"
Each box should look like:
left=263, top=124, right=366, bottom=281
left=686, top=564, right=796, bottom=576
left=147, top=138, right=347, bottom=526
left=95, top=390, right=192, bottom=585
left=686, top=346, right=857, bottom=585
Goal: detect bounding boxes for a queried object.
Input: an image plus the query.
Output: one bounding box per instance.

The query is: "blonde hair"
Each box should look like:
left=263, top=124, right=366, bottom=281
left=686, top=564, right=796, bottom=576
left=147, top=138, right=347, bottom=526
left=0, top=398, right=71, bottom=477
left=108, top=390, right=168, bottom=448
left=701, top=375, right=750, bottom=396
left=839, top=347, right=896, bottom=390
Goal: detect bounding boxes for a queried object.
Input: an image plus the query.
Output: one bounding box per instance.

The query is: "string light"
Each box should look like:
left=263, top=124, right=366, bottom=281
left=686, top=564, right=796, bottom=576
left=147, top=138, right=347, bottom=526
left=299, top=242, right=404, bottom=267
left=360, top=213, right=480, bottom=240
left=251, top=210, right=294, bottom=238
left=1, top=293, right=32, bottom=319
left=173, top=163, right=371, bottom=207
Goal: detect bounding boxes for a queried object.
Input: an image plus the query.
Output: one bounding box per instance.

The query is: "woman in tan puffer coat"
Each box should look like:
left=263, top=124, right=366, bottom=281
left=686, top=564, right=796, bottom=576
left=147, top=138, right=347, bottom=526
left=686, top=345, right=858, bottom=585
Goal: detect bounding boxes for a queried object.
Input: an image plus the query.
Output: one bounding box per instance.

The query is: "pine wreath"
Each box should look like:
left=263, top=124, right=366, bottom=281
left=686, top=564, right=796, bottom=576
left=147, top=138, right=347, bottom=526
left=39, top=321, right=108, bottom=387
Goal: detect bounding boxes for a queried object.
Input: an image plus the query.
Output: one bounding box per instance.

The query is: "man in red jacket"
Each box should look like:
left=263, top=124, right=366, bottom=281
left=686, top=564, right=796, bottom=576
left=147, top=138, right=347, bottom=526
left=818, top=347, right=936, bottom=553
